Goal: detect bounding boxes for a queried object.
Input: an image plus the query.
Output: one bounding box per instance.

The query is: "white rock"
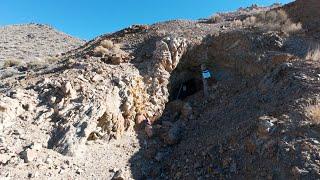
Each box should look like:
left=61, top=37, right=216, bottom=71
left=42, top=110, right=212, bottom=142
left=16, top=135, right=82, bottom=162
left=62, top=81, right=77, bottom=99
left=21, top=149, right=37, bottom=163
left=91, top=74, right=103, bottom=82
left=0, top=153, right=12, bottom=164
left=30, top=142, right=42, bottom=151
left=45, top=157, right=53, bottom=164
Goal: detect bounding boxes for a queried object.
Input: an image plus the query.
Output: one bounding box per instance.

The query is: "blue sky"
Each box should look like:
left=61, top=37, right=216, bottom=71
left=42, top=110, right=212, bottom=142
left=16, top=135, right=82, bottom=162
left=0, top=0, right=293, bottom=40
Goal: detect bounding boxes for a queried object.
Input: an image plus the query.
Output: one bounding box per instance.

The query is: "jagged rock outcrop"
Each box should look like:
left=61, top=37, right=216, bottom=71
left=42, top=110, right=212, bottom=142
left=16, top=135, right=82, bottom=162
left=0, top=95, right=24, bottom=133
left=0, top=36, right=188, bottom=157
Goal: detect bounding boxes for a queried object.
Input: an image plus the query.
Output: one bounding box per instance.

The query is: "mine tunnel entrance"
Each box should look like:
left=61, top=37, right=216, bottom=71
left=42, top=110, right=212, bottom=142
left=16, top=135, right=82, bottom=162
left=168, top=45, right=215, bottom=101
left=168, top=64, right=220, bottom=101
left=168, top=57, right=205, bottom=101
left=169, top=77, right=203, bottom=101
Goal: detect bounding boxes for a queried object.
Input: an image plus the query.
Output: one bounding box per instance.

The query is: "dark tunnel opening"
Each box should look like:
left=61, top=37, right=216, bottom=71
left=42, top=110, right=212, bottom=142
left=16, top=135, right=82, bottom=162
left=169, top=78, right=203, bottom=101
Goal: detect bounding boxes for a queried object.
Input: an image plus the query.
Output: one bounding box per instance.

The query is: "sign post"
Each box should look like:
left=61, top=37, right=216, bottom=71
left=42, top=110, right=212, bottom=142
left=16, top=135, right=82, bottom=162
left=201, top=64, right=210, bottom=98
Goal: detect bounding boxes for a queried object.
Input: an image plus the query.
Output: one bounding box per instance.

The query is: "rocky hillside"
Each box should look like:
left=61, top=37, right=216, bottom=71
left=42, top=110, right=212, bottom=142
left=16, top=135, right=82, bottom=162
left=1, top=1, right=320, bottom=179
left=0, top=24, right=84, bottom=68
left=284, top=0, right=320, bottom=39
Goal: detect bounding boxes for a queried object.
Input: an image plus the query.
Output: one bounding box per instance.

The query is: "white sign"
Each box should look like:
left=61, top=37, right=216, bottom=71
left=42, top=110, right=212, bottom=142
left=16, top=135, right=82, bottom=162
left=202, top=70, right=211, bottom=79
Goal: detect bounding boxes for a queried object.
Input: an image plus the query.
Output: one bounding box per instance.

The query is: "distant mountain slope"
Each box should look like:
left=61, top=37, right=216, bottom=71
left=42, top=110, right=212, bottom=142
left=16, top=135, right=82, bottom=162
left=0, top=23, right=84, bottom=63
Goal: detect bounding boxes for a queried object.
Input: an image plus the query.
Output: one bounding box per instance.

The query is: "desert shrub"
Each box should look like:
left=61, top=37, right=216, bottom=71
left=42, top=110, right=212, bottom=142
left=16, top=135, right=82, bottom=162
left=243, top=9, right=302, bottom=34
left=100, top=39, right=114, bottom=49
left=45, top=56, right=59, bottom=64
left=94, top=40, right=123, bottom=57
left=231, top=20, right=243, bottom=27
left=94, top=46, right=111, bottom=57
left=26, top=59, right=45, bottom=69
left=281, top=21, right=302, bottom=33
left=306, top=105, right=320, bottom=125
left=207, top=14, right=223, bottom=24
left=306, top=44, right=320, bottom=61
left=22, top=56, right=59, bottom=70
left=3, top=59, right=22, bottom=68
left=113, top=43, right=121, bottom=50
left=243, top=16, right=257, bottom=26
left=93, top=39, right=129, bottom=64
